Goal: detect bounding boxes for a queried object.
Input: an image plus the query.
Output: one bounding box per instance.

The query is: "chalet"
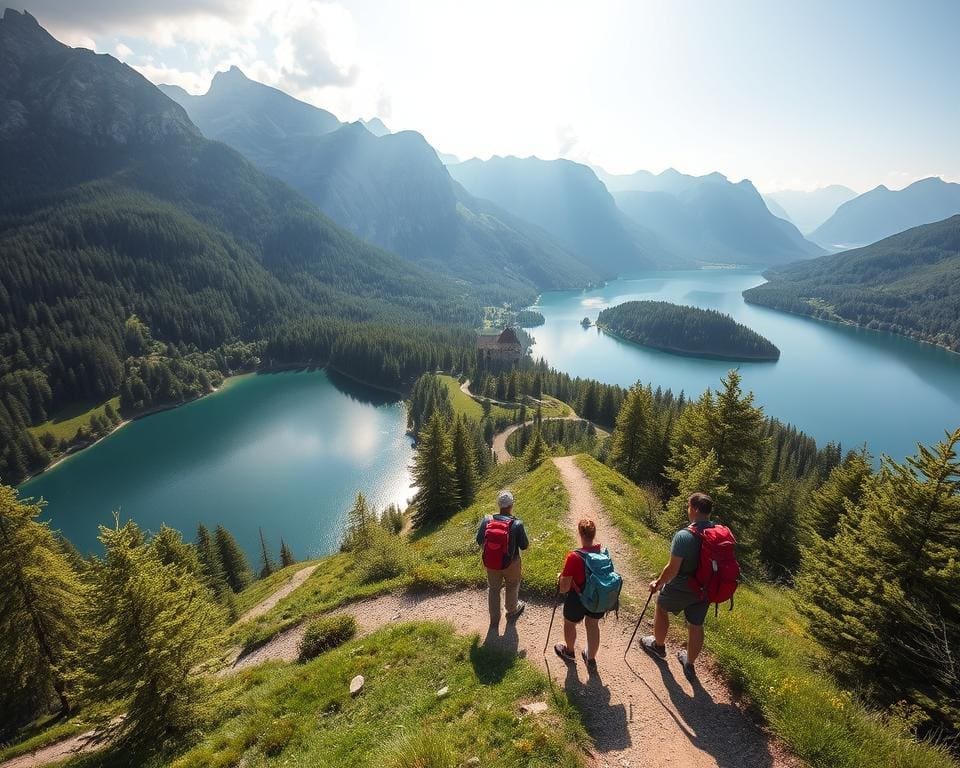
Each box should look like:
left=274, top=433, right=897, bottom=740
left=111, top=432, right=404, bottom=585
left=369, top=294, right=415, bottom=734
left=477, top=327, right=523, bottom=364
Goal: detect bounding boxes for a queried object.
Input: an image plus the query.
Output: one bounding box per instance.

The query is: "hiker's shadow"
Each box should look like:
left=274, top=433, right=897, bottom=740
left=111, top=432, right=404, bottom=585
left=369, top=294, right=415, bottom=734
left=654, top=658, right=774, bottom=768
left=469, top=620, right=523, bottom=684
left=563, top=662, right=631, bottom=751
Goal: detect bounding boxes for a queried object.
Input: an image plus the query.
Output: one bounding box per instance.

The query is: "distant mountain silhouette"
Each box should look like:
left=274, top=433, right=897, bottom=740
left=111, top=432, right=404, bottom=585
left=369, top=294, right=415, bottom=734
left=448, top=156, right=682, bottom=275
left=163, top=72, right=599, bottom=302
left=597, top=168, right=824, bottom=266
left=811, top=177, right=960, bottom=249
left=762, top=185, right=856, bottom=234
left=745, top=214, right=960, bottom=351
left=361, top=117, right=390, bottom=136
left=763, top=196, right=793, bottom=223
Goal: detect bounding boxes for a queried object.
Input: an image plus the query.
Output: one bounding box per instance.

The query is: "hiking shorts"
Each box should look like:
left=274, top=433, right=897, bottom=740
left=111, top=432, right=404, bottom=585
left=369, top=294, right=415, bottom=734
left=657, top=583, right=709, bottom=626
left=563, top=590, right=604, bottom=623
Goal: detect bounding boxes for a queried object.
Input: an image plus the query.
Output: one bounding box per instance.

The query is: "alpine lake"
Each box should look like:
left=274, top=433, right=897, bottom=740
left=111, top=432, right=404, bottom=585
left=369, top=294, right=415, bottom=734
left=20, top=270, right=960, bottom=560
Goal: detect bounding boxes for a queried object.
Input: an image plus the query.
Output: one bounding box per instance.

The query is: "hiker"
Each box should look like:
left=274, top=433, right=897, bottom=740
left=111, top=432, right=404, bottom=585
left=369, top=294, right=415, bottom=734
left=476, top=489, right=529, bottom=624
left=642, top=491, right=724, bottom=672
left=554, top=518, right=622, bottom=670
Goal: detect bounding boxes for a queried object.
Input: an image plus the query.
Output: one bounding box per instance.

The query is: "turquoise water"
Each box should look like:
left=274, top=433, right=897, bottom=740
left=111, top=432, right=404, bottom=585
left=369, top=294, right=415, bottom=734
left=530, top=270, right=960, bottom=462
left=20, top=370, right=414, bottom=560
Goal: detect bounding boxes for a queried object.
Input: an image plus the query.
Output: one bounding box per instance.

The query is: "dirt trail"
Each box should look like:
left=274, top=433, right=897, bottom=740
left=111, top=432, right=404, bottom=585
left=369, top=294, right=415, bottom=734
left=492, top=416, right=586, bottom=463
left=233, top=457, right=797, bottom=768
left=238, top=564, right=319, bottom=623
left=0, top=720, right=120, bottom=768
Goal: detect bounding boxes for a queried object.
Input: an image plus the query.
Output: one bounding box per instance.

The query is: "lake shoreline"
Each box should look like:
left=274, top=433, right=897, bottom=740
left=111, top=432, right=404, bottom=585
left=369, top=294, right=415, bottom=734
left=743, top=296, right=960, bottom=357
left=597, top=325, right=781, bottom=363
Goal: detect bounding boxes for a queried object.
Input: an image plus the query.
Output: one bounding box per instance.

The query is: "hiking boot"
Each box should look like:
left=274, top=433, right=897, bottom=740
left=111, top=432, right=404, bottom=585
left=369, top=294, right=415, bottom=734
left=640, top=635, right=667, bottom=659
left=580, top=649, right=598, bottom=672
left=677, top=650, right=696, bottom=675
left=506, top=601, right=526, bottom=621
left=554, top=643, right=575, bottom=663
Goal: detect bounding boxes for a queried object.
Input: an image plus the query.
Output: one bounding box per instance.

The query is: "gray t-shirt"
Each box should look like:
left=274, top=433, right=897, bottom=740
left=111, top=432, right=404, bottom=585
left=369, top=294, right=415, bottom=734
left=667, top=520, right=714, bottom=591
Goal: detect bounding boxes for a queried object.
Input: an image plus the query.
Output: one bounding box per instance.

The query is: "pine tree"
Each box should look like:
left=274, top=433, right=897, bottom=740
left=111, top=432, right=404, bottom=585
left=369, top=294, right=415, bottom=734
left=151, top=524, right=202, bottom=578
left=609, top=384, right=658, bottom=484
left=751, top=477, right=814, bottom=582
left=807, top=447, right=872, bottom=540
left=668, top=371, right=767, bottom=532
left=662, top=446, right=731, bottom=531
left=84, top=520, right=223, bottom=743
left=797, top=428, right=960, bottom=731
left=410, top=413, right=460, bottom=527
left=0, top=485, right=83, bottom=721
left=279, top=539, right=296, bottom=567
left=258, top=527, right=276, bottom=578
left=524, top=426, right=549, bottom=470
left=451, top=416, right=479, bottom=507
left=342, top=492, right=374, bottom=552
left=214, top=524, right=252, bottom=592
left=195, top=523, right=230, bottom=598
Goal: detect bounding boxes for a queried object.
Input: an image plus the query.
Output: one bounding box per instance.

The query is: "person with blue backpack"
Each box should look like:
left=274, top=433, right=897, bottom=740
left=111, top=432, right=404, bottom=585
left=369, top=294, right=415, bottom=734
left=554, top=518, right=623, bottom=670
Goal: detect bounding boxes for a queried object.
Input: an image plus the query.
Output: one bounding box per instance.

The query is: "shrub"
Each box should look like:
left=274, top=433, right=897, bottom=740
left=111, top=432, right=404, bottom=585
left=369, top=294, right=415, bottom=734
left=355, top=526, right=412, bottom=584
left=298, top=615, right=357, bottom=661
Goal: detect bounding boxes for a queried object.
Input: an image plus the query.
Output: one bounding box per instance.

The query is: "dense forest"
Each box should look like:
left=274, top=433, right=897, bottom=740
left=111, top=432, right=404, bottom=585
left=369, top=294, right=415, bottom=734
left=744, top=215, right=960, bottom=352
left=0, top=15, right=485, bottom=484
left=596, top=301, right=780, bottom=361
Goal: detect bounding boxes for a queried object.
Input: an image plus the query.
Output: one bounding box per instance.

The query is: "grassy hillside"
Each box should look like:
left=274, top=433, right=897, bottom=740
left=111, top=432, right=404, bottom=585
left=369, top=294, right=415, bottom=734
left=573, top=455, right=956, bottom=768
left=77, top=623, right=587, bottom=768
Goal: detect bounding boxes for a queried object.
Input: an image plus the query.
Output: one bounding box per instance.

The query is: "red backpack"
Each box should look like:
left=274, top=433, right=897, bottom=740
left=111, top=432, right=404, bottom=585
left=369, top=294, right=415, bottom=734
left=687, top=523, right=740, bottom=613
left=482, top=516, right=514, bottom=570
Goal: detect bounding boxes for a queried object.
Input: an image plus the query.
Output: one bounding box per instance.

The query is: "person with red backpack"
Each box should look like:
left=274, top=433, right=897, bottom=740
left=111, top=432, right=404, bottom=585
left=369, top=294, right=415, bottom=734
left=476, top=489, right=530, bottom=624
left=641, top=492, right=739, bottom=673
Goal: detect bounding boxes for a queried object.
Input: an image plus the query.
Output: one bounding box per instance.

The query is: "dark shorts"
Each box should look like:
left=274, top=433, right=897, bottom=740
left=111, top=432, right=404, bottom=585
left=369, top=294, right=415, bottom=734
left=657, top=583, right=709, bottom=626
left=563, top=590, right=604, bottom=623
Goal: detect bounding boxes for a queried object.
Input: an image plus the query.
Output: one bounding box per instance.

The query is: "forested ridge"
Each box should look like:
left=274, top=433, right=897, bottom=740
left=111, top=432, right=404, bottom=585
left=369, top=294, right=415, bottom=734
left=0, top=12, right=481, bottom=483
left=744, top=215, right=960, bottom=352
left=597, top=300, right=780, bottom=360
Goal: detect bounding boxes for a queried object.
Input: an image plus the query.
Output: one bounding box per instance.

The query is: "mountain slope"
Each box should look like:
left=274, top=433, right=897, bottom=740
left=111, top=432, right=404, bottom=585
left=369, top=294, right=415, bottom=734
left=600, top=168, right=824, bottom=266
left=744, top=215, right=960, bottom=351
left=162, top=71, right=599, bottom=302
left=0, top=10, right=476, bottom=482
left=447, top=156, right=682, bottom=275
left=810, top=177, right=960, bottom=249
left=762, top=185, right=856, bottom=234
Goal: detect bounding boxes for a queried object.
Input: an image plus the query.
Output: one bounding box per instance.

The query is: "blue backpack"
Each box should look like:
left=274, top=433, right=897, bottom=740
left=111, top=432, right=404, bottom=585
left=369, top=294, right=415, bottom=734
left=576, top=548, right=623, bottom=614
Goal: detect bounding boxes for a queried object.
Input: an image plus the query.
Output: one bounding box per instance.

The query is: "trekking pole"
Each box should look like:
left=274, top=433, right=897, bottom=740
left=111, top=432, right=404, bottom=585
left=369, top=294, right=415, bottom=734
left=543, top=580, right=561, bottom=656
left=624, top=590, right=655, bottom=660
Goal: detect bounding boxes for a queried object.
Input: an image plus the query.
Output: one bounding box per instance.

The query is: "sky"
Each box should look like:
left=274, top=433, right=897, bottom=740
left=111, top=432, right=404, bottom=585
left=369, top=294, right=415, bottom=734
left=21, top=0, right=960, bottom=193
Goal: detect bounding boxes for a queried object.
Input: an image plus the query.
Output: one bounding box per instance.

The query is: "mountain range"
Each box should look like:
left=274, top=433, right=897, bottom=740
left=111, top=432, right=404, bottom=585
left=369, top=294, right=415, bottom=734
left=162, top=68, right=601, bottom=303
left=810, top=177, right=960, bottom=249
left=744, top=214, right=960, bottom=352
left=448, top=156, right=681, bottom=275
left=595, top=168, right=824, bottom=266
left=762, top=185, right=857, bottom=234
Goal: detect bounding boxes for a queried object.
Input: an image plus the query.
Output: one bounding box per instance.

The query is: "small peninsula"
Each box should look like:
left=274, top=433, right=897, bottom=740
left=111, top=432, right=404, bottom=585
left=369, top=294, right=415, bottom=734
left=597, top=300, right=780, bottom=361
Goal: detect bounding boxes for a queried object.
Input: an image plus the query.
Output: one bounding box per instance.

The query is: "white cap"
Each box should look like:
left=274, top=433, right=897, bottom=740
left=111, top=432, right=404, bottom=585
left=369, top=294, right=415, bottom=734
left=497, top=490, right=515, bottom=509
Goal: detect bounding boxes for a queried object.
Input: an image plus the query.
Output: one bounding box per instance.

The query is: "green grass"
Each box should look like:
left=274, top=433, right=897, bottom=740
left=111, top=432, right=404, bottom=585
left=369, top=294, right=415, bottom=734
left=229, top=460, right=573, bottom=654
left=573, top=454, right=957, bottom=768
left=232, top=560, right=321, bottom=616
left=28, top=397, right=121, bottom=443
left=76, top=623, right=589, bottom=768
left=439, top=375, right=570, bottom=423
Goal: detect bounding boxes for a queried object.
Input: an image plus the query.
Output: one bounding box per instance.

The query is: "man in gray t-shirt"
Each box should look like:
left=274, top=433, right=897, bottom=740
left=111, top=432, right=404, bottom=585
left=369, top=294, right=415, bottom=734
left=640, top=492, right=715, bottom=672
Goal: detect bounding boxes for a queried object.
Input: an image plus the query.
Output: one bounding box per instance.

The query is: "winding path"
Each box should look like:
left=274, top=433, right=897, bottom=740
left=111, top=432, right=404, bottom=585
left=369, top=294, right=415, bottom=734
left=231, top=458, right=798, bottom=768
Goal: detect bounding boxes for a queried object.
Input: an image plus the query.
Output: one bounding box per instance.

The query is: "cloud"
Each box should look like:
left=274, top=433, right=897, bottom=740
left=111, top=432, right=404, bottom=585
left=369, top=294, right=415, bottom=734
left=556, top=124, right=578, bottom=157
left=115, top=42, right=133, bottom=58
left=271, top=2, right=360, bottom=90
left=26, top=0, right=246, bottom=36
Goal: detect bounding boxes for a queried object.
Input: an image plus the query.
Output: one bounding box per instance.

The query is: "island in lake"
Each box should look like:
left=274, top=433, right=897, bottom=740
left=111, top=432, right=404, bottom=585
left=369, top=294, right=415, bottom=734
left=596, top=300, right=781, bottom=361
